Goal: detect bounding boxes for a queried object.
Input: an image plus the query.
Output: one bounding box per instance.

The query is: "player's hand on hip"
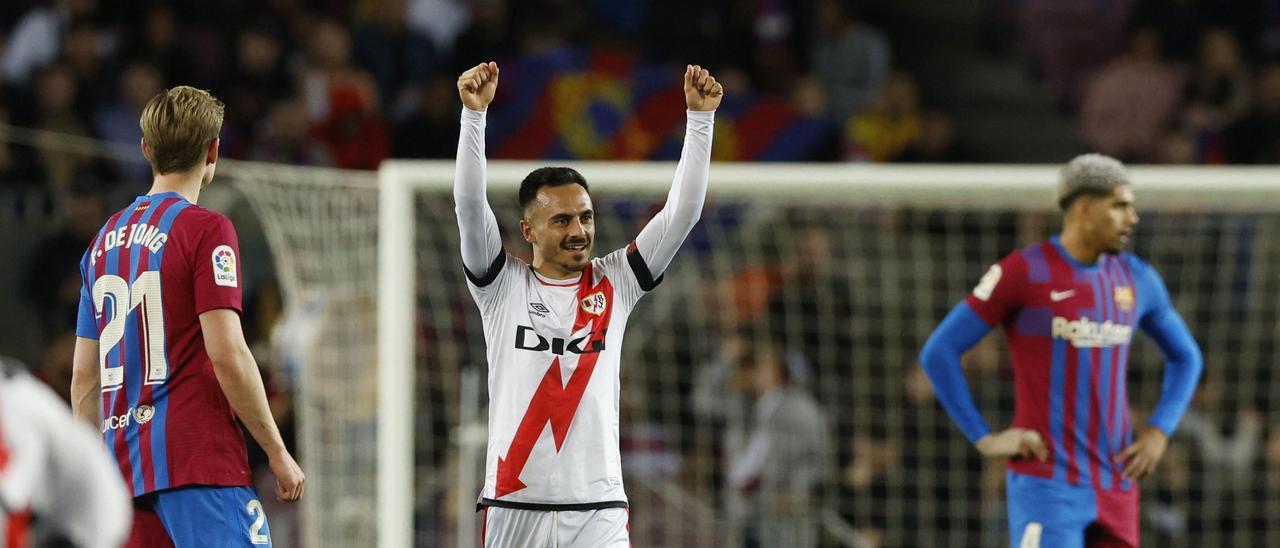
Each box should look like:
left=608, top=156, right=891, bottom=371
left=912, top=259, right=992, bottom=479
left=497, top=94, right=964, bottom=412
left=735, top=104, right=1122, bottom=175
left=1115, top=426, right=1169, bottom=480
left=976, top=427, right=1048, bottom=462
left=458, top=61, right=499, bottom=111
left=684, top=64, right=723, bottom=111
left=270, top=452, right=306, bottom=502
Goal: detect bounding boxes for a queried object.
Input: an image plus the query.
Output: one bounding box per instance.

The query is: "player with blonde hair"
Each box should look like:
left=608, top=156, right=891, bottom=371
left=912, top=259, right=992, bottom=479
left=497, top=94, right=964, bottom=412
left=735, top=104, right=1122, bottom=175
left=71, top=86, right=304, bottom=547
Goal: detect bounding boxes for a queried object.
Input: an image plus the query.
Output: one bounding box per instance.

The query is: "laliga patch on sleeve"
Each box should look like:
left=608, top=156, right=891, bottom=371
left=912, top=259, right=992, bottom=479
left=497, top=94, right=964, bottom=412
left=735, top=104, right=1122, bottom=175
left=972, top=264, right=1002, bottom=301
left=212, top=245, right=239, bottom=287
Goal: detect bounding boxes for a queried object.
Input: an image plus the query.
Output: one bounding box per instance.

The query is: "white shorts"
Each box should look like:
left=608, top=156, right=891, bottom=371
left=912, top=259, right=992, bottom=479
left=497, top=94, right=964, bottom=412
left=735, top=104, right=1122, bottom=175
left=480, top=506, right=630, bottom=548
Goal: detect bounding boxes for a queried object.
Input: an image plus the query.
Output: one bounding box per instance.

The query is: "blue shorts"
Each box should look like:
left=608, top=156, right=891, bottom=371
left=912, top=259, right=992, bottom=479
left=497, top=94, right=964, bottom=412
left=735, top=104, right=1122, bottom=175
left=1006, top=472, right=1139, bottom=548
left=130, top=485, right=272, bottom=547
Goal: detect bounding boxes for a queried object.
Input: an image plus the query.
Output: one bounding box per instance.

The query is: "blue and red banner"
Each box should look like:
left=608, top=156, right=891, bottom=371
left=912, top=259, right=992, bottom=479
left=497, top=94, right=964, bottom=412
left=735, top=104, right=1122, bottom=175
left=485, top=49, right=833, bottom=161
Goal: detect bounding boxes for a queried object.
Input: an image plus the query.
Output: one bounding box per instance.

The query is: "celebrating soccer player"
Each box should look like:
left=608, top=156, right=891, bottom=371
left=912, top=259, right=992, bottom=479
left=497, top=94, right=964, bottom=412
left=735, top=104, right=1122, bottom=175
left=454, top=61, right=721, bottom=546
left=919, top=154, right=1202, bottom=548
left=70, top=86, right=304, bottom=547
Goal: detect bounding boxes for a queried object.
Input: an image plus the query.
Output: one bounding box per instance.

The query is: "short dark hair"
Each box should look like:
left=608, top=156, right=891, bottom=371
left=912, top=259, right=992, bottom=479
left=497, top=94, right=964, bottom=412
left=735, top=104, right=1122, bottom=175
left=519, top=167, right=589, bottom=210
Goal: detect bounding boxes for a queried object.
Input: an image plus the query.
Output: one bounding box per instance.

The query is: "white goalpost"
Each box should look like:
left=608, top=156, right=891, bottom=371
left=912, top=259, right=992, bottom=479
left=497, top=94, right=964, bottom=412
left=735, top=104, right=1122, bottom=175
left=232, top=160, right=1280, bottom=548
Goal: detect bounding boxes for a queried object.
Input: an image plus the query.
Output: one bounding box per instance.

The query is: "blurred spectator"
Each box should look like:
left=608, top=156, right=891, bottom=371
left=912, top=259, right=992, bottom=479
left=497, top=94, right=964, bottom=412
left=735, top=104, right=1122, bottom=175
left=1170, top=375, right=1264, bottom=543
left=746, top=0, right=804, bottom=95
left=1131, top=0, right=1258, bottom=63
left=221, top=25, right=294, bottom=159
left=450, top=0, right=512, bottom=75
left=307, top=84, right=390, bottom=170
left=352, top=0, right=437, bottom=111
left=21, top=174, right=106, bottom=337
left=716, top=265, right=786, bottom=328
left=62, top=22, right=111, bottom=118
left=392, top=75, right=459, bottom=158
left=900, top=366, right=983, bottom=546
left=248, top=99, right=333, bottom=166
left=724, top=330, right=832, bottom=548
left=512, top=2, right=576, bottom=56
left=1015, top=0, right=1131, bottom=107
left=1178, top=376, right=1262, bottom=490
left=32, top=64, right=92, bottom=194
left=298, top=18, right=368, bottom=123
left=844, top=72, right=920, bottom=162
left=1227, top=64, right=1280, bottom=163
left=765, top=218, right=850, bottom=401
left=811, top=0, right=891, bottom=122
left=899, top=111, right=964, bottom=163
left=35, top=329, right=77, bottom=400
left=791, top=75, right=827, bottom=118
left=405, top=0, right=471, bottom=56
left=1158, top=128, right=1198, bottom=164
left=1181, top=28, right=1253, bottom=163
left=94, top=62, right=162, bottom=183
left=1, top=1, right=61, bottom=86
left=1081, top=28, right=1183, bottom=162
left=120, top=5, right=190, bottom=86
left=0, top=102, right=46, bottom=184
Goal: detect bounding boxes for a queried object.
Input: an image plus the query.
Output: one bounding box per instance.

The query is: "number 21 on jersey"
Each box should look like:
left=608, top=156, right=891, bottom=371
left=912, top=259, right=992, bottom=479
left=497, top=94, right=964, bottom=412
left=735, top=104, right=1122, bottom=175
left=93, top=271, right=169, bottom=390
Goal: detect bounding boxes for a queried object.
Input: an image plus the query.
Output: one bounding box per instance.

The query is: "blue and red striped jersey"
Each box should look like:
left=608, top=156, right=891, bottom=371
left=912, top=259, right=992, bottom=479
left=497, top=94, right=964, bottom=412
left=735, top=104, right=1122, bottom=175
left=75, top=192, right=251, bottom=497
left=965, top=237, right=1172, bottom=491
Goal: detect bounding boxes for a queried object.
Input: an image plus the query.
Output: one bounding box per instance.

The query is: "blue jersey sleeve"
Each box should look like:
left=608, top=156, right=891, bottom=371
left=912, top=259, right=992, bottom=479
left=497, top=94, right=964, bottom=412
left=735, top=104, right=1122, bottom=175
left=75, top=254, right=98, bottom=340
left=919, top=302, right=995, bottom=443
left=1131, top=256, right=1203, bottom=436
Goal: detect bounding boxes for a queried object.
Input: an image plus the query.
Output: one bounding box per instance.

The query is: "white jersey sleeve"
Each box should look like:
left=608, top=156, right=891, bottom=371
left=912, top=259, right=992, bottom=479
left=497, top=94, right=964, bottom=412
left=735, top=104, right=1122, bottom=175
left=466, top=252, right=527, bottom=314
left=454, top=107, right=505, bottom=285
left=631, top=110, right=714, bottom=278
left=0, top=360, right=131, bottom=548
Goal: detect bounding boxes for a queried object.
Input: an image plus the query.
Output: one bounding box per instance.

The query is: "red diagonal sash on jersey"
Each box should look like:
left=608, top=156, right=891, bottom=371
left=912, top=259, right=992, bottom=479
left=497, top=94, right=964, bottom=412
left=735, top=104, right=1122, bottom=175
left=496, top=265, right=615, bottom=498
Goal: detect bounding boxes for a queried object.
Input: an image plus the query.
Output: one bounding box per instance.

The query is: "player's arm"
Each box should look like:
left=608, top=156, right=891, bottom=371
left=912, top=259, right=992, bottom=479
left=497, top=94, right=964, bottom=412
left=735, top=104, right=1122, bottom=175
left=70, top=337, right=100, bottom=425
left=630, top=65, right=722, bottom=279
left=919, top=258, right=1048, bottom=461
left=201, top=309, right=305, bottom=501
left=1117, top=261, right=1203, bottom=479
left=70, top=268, right=101, bottom=426
left=919, top=303, right=994, bottom=442
left=192, top=215, right=305, bottom=500
left=1142, top=307, right=1201, bottom=434
left=454, top=61, right=504, bottom=284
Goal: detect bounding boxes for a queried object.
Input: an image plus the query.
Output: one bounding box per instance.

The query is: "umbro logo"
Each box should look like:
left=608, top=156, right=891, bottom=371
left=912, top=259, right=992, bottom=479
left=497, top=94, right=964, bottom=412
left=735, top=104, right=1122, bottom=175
left=529, top=303, right=550, bottom=317
left=1050, top=289, right=1076, bottom=302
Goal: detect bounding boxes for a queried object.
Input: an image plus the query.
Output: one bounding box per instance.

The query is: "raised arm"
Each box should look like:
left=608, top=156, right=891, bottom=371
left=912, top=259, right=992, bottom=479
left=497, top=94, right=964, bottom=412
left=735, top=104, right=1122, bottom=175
left=632, top=65, right=722, bottom=278
left=454, top=62, right=504, bottom=280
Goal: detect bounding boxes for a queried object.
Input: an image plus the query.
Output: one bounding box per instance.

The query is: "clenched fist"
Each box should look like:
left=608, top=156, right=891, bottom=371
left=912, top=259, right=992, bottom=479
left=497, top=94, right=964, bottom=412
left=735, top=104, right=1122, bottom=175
left=684, top=64, right=723, bottom=112
left=458, top=61, right=500, bottom=112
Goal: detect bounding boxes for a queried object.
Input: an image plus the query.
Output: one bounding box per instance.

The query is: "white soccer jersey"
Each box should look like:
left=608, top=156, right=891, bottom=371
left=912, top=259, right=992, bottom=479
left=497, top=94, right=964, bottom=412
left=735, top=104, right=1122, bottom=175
left=0, top=359, right=132, bottom=547
left=469, top=247, right=655, bottom=505
left=453, top=106, right=713, bottom=509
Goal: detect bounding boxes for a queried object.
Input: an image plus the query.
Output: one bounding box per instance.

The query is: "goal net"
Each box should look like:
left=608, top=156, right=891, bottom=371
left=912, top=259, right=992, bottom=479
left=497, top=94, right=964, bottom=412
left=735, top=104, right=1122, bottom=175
left=234, top=160, right=1280, bottom=548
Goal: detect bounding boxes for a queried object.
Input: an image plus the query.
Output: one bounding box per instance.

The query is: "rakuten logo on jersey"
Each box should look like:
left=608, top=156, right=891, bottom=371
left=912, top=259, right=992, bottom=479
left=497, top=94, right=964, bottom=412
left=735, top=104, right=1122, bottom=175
left=1051, top=316, right=1133, bottom=348
left=514, top=325, right=607, bottom=355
